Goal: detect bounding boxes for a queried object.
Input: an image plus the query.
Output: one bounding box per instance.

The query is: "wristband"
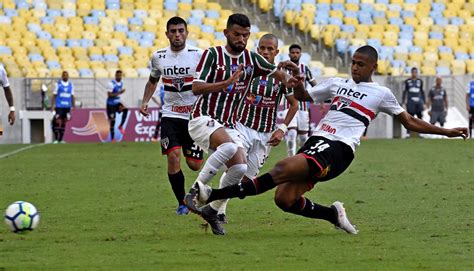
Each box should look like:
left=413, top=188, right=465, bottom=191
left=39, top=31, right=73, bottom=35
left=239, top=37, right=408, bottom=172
left=276, top=123, right=288, bottom=133
left=9, top=106, right=15, bottom=112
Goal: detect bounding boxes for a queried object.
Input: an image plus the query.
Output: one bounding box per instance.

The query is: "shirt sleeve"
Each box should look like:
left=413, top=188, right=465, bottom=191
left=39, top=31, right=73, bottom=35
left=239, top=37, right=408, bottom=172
left=0, top=66, right=10, bottom=88
left=53, top=83, right=59, bottom=95
left=71, top=83, right=75, bottom=95
left=194, top=48, right=216, bottom=83
left=379, top=89, right=405, bottom=115
left=107, top=81, right=114, bottom=93
left=307, top=78, right=335, bottom=104
left=304, top=65, right=316, bottom=85
left=252, top=52, right=277, bottom=78
left=149, top=54, right=162, bottom=79
left=284, top=84, right=294, bottom=97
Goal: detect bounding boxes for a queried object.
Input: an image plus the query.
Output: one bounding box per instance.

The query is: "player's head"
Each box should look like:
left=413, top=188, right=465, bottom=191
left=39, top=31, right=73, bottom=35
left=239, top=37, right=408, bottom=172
left=289, top=44, right=302, bottom=63
left=257, top=34, right=279, bottom=63
left=224, top=13, right=251, bottom=54
left=436, top=76, right=442, bottom=86
left=351, top=45, right=378, bottom=83
left=411, top=67, right=418, bottom=78
left=61, top=71, right=69, bottom=82
left=115, top=70, right=122, bottom=81
left=166, top=16, right=188, bottom=50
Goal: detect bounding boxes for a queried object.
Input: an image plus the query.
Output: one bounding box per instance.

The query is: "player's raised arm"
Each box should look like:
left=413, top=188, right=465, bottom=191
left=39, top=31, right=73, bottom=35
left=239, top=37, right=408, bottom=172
left=192, top=64, right=243, bottom=95
left=397, top=111, right=468, bottom=139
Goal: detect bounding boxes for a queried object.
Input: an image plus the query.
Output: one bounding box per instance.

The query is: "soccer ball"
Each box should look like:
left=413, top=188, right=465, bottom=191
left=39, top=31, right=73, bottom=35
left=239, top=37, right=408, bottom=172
left=4, top=201, right=40, bottom=233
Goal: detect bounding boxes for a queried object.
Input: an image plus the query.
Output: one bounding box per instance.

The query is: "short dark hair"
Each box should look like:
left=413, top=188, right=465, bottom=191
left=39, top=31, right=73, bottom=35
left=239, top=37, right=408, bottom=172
left=411, top=67, right=418, bottom=72
left=289, top=44, right=301, bottom=51
left=227, top=13, right=251, bottom=29
left=355, top=45, right=378, bottom=62
left=115, top=70, right=122, bottom=74
left=166, top=16, right=187, bottom=31
left=260, top=33, right=278, bottom=47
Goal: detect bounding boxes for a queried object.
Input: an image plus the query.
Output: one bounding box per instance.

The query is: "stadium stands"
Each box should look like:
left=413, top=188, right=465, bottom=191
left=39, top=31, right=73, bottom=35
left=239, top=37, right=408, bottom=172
left=260, top=0, right=474, bottom=76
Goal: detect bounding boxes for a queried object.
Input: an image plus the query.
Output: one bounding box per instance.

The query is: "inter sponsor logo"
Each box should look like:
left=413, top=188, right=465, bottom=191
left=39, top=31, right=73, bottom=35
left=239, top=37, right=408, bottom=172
left=163, top=66, right=191, bottom=76
left=336, top=87, right=367, bottom=100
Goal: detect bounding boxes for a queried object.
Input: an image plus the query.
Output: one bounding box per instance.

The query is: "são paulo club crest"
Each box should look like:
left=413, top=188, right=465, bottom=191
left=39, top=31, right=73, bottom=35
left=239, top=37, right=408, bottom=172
left=334, top=97, right=352, bottom=110
left=171, top=77, right=185, bottom=91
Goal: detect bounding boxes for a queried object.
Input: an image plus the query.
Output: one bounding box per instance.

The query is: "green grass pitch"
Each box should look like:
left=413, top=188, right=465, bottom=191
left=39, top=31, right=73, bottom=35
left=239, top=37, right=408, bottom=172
left=0, top=139, right=473, bottom=270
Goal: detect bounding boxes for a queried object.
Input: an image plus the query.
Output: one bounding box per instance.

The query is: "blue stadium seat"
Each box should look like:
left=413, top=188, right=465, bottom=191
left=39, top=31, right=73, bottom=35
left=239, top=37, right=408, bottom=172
left=455, top=52, right=469, bottom=60
left=190, top=9, right=205, bottom=19
left=435, top=17, right=448, bottom=26
left=331, top=3, right=344, bottom=11
left=90, top=10, right=106, bottom=18
left=29, top=53, right=44, bottom=62
left=134, top=10, right=148, bottom=19
left=28, top=23, right=42, bottom=33
left=329, top=17, right=342, bottom=26
left=16, top=1, right=30, bottom=10
left=429, top=32, right=443, bottom=40
left=83, top=16, right=99, bottom=25
left=33, top=2, right=47, bottom=10
left=164, top=2, right=178, bottom=10
left=47, top=9, right=62, bottom=17
left=4, top=9, right=18, bottom=17
left=341, top=25, right=355, bottom=33
left=0, top=16, right=11, bottom=24
left=37, top=31, right=52, bottom=40
left=432, top=3, right=445, bottom=12
left=41, top=16, right=55, bottom=25
left=391, top=60, right=405, bottom=68
left=336, top=39, right=349, bottom=54
left=127, top=31, right=142, bottom=41
left=114, top=24, right=128, bottom=32
left=409, top=46, right=422, bottom=54
left=118, top=46, right=133, bottom=56
left=80, top=39, right=94, bottom=48
left=90, top=54, right=104, bottom=61
left=373, top=10, right=385, bottom=19
left=400, top=10, right=414, bottom=18
left=399, top=32, right=413, bottom=40
left=398, top=39, right=413, bottom=48
left=201, top=25, right=214, bottom=33
left=206, top=10, right=220, bottom=19
left=104, top=55, right=119, bottom=62
left=438, top=46, right=452, bottom=53
left=429, top=11, right=443, bottom=19
left=106, top=3, right=120, bottom=10
left=51, top=39, right=65, bottom=49
left=67, top=39, right=81, bottom=48
left=316, top=3, right=330, bottom=11
left=367, top=39, right=382, bottom=51
left=344, top=11, right=358, bottom=18
left=141, top=32, right=155, bottom=41
left=379, top=46, right=394, bottom=60
left=139, top=39, right=153, bottom=48
left=388, top=4, right=402, bottom=12
left=128, top=17, right=143, bottom=26
left=436, top=67, right=450, bottom=75
left=376, top=0, right=389, bottom=4
left=346, top=0, right=360, bottom=3
left=62, top=9, right=76, bottom=17
left=47, top=60, right=61, bottom=70
left=79, top=68, right=94, bottom=78
left=450, top=17, right=464, bottom=26
left=360, top=4, right=373, bottom=12
left=400, top=25, right=414, bottom=33
left=0, top=46, right=12, bottom=55
left=187, top=17, right=202, bottom=26
left=214, top=32, right=225, bottom=40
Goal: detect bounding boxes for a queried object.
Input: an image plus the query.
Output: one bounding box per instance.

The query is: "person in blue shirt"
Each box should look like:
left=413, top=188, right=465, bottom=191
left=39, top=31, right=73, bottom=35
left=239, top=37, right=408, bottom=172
left=106, top=70, right=129, bottom=142
left=51, top=71, right=75, bottom=144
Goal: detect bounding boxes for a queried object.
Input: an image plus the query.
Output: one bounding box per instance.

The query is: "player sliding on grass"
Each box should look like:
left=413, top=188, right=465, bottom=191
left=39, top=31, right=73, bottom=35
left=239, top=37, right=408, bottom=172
left=185, top=45, right=469, bottom=235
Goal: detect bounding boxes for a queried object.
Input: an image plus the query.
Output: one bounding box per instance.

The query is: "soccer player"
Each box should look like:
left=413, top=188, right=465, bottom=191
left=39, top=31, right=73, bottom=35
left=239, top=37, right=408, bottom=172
left=467, top=80, right=474, bottom=138
left=185, top=13, right=301, bottom=235
left=185, top=45, right=469, bottom=235
left=427, top=77, right=448, bottom=127
left=0, top=65, right=15, bottom=133
left=51, top=71, right=75, bottom=144
left=402, top=67, right=425, bottom=137
left=106, top=70, right=129, bottom=142
left=283, top=44, right=317, bottom=156
left=140, top=17, right=204, bottom=215
left=215, top=34, right=299, bottom=223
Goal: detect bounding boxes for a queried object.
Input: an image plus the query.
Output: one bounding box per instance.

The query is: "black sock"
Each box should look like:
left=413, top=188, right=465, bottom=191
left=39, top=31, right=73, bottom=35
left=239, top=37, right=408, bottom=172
left=119, top=109, right=128, bottom=127
left=282, top=197, right=338, bottom=225
left=110, top=120, right=115, bottom=140
left=206, top=173, right=277, bottom=203
left=168, top=171, right=185, bottom=206
left=58, top=123, right=66, bottom=141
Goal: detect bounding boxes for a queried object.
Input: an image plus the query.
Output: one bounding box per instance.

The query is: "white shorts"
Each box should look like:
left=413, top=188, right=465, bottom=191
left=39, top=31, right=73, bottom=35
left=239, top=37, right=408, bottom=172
left=236, top=122, right=272, bottom=179
left=284, top=109, right=309, bottom=132
left=188, top=116, right=243, bottom=153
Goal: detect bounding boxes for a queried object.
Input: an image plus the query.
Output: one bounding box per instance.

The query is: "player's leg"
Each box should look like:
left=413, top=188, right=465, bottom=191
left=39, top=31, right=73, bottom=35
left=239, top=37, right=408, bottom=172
left=52, top=112, right=60, bottom=143
left=469, top=109, right=473, bottom=138
left=58, top=109, right=69, bottom=143
left=160, top=117, right=188, bottom=214
left=152, top=112, right=162, bottom=142
left=285, top=109, right=298, bottom=156
left=297, top=110, right=310, bottom=148
left=107, top=105, right=116, bottom=142
left=117, top=103, right=128, bottom=134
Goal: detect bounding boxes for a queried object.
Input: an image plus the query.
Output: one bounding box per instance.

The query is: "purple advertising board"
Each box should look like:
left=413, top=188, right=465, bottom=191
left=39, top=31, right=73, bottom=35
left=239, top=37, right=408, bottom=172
left=64, top=105, right=329, bottom=143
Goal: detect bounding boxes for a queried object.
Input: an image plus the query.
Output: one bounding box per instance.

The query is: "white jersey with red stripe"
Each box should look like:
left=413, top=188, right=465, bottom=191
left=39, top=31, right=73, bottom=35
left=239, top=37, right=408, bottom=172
left=149, top=45, right=203, bottom=120
left=308, top=77, right=404, bottom=151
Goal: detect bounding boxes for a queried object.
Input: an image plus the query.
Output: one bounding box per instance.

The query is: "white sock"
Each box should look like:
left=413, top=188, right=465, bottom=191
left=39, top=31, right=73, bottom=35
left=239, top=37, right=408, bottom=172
left=297, top=133, right=308, bottom=148
left=196, top=142, right=238, bottom=185
left=286, top=129, right=297, bottom=156
left=210, top=164, right=247, bottom=212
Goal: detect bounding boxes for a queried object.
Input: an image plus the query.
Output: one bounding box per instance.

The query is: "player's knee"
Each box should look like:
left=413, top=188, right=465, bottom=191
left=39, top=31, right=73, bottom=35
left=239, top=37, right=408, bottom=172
left=217, top=142, right=239, bottom=158
left=167, top=151, right=181, bottom=169
left=229, top=163, right=247, bottom=177
left=270, top=160, right=291, bottom=180
left=274, top=194, right=293, bottom=211
left=186, top=159, right=202, bottom=171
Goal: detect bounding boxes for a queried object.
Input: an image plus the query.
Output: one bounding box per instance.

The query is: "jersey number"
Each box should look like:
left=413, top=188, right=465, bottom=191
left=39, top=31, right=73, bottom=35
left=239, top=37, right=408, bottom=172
left=304, top=140, right=330, bottom=155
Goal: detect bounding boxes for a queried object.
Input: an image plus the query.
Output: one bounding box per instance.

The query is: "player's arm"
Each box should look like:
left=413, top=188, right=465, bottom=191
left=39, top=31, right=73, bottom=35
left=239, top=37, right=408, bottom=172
left=467, top=92, right=471, bottom=112
left=426, top=90, right=432, bottom=110
left=268, top=93, right=298, bottom=146
left=51, top=83, right=58, bottom=111
left=305, top=65, right=317, bottom=87
left=3, top=86, right=15, bottom=125
left=192, top=65, right=243, bottom=95
left=140, top=75, right=160, bottom=116
left=397, top=111, right=468, bottom=138
left=292, top=80, right=313, bottom=102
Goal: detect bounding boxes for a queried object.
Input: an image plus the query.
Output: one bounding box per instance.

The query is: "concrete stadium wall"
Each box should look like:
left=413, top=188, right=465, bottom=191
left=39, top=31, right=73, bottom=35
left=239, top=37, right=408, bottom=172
left=1, top=75, right=472, bottom=144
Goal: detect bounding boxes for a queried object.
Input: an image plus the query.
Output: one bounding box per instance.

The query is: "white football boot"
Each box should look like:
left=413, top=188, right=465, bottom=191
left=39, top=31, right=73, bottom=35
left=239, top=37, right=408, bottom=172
left=331, top=201, right=358, bottom=234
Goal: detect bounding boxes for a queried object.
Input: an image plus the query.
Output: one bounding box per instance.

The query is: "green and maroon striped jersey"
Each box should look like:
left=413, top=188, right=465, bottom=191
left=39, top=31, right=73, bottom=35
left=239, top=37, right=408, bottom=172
left=237, top=75, right=293, bottom=133
left=192, top=46, right=277, bottom=128
left=282, top=63, right=316, bottom=111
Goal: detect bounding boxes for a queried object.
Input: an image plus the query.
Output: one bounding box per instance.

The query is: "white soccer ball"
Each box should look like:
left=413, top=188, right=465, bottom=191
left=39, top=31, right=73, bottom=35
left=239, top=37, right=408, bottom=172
left=4, top=201, right=40, bottom=233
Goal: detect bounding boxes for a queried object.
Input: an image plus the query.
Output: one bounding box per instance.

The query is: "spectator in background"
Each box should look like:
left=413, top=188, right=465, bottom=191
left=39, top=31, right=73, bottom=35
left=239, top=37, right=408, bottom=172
left=427, top=77, right=448, bottom=127
left=51, top=71, right=75, bottom=144
left=402, top=67, right=425, bottom=137
left=467, top=81, right=474, bottom=138
left=0, top=65, right=15, bottom=134
left=106, top=70, right=129, bottom=142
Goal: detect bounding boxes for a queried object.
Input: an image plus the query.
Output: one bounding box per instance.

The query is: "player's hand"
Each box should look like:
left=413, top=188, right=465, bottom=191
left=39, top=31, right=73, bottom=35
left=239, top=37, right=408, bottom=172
left=227, top=64, right=244, bottom=84
left=268, top=129, right=285, bottom=146
left=140, top=103, right=149, bottom=116
left=8, top=111, right=15, bottom=125
left=445, top=127, right=469, bottom=140
left=121, top=88, right=126, bottom=94
left=277, top=60, right=299, bottom=76
left=286, top=75, right=304, bottom=88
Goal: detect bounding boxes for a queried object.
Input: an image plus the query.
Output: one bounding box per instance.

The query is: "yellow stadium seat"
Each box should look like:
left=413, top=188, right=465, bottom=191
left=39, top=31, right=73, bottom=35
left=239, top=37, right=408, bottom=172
left=377, top=60, right=390, bottom=74
left=437, top=60, right=451, bottom=68
left=93, top=68, right=108, bottom=78
left=466, top=60, right=474, bottom=74
left=329, top=10, right=343, bottom=19
left=345, top=3, right=359, bottom=11
left=310, top=61, right=325, bottom=69
left=374, top=17, right=387, bottom=25
left=451, top=60, right=466, bottom=75
left=428, top=39, right=442, bottom=47
left=394, top=51, right=408, bottom=61
left=458, top=38, right=473, bottom=48
left=196, top=39, right=211, bottom=50
left=207, top=2, right=222, bottom=11
left=343, top=17, right=359, bottom=26
left=409, top=53, right=423, bottom=62
left=339, top=32, right=354, bottom=39
left=193, top=0, right=208, bottom=9
left=90, top=61, right=105, bottom=69
left=284, top=10, right=298, bottom=25
left=420, top=66, right=436, bottom=76
left=423, top=52, right=439, bottom=61
left=406, top=60, right=422, bottom=70
left=310, top=25, right=322, bottom=39
left=404, top=17, right=418, bottom=28
left=373, top=3, right=387, bottom=11
left=385, top=25, right=399, bottom=33
left=443, top=9, right=457, bottom=18
left=444, top=39, right=458, bottom=48
left=353, top=31, right=368, bottom=40
left=444, top=25, right=459, bottom=34
left=323, top=67, right=338, bottom=77
left=439, top=52, right=454, bottom=62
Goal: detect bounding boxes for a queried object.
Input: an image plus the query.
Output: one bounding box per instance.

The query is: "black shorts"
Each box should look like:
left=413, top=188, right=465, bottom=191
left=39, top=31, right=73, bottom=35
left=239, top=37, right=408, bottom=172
left=407, top=102, right=423, bottom=119
left=469, top=107, right=474, bottom=119
left=297, top=136, right=354, bottom=185
left=160, top=117, right=204, bottom=161
left=55, top=107, right=71, bottom=120
left=106, top=103, right=124, bottom=119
